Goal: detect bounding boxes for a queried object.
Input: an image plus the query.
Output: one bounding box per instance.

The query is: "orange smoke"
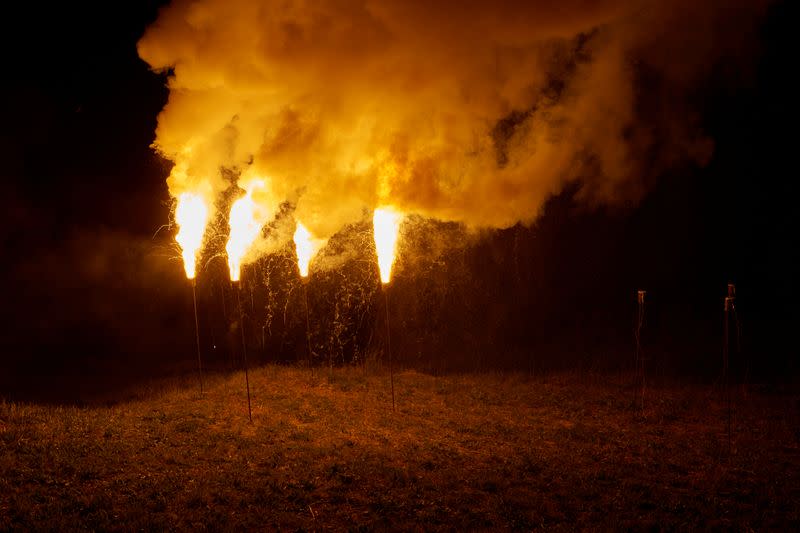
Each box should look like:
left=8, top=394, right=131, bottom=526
left=139, top=0, right=768, bottom=263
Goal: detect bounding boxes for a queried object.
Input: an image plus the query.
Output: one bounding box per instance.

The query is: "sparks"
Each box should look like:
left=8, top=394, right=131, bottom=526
left=226, top=180, right=265, bottom=282
left=373, top=208, right=403, bottom=284
left=175, top=192, right=209, bottom=279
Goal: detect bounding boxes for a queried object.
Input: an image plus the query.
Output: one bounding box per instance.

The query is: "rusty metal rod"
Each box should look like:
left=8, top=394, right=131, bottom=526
left=192, top=278, right=204, bottom=395
left=303, top=281, right=313, bottom=377
left=384, top=285, right=395, bottom=412
left=236, top=282, right=252, bottom=423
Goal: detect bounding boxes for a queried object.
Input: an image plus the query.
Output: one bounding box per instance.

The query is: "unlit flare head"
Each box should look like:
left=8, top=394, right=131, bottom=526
left=373, top=208, right=403, bottom=284
left=175, top=192, right=209, bottom=279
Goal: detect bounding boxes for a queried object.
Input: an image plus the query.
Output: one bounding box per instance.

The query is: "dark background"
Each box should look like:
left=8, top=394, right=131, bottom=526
left=0, top=1, right=797, bottom=404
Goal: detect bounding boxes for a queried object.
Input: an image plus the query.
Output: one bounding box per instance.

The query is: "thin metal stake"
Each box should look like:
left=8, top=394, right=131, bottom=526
left=237, top=283, right=253, bottom=423
left=303, top=282, right=313, bottom=377
left=724, top=294, right=733, bottom=454
left=384, top=286, right=395, bottom=412
left=192, top=279, right=204, bottom=395
left=220, top=279, right=227, bottom=319
left=636, top=290, right=646, bottom=411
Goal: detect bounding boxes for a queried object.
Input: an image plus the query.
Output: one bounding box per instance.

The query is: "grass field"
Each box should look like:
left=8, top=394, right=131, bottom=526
left=2, top=366, right=799, bottom=530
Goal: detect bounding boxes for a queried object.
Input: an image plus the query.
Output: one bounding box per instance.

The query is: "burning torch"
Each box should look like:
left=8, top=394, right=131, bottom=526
left=225, top=181, right=266, bottom=423
left=373, top=208, right=403, bottom=411
left=175, top=192, right=209, bottom=395
left=293, top=222, right=321, bottom=376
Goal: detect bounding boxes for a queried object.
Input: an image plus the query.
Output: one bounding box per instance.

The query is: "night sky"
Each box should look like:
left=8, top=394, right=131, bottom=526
left=1, top=1, right=797, bottom=403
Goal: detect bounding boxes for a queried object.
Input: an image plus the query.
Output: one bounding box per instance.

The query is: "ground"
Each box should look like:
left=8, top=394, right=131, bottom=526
left=1, top=366, right=799, bottom=530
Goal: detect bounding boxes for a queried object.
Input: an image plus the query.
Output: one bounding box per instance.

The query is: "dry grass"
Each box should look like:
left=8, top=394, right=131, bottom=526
left=1, top=366, right=799, bottom=530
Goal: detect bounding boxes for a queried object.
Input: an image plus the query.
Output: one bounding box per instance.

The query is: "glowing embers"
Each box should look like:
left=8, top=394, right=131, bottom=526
left=373, top=208, right=403, bottom=284
left=226, top=180, right=266, bottom=282
left=175, top=192, right=210, bottom=280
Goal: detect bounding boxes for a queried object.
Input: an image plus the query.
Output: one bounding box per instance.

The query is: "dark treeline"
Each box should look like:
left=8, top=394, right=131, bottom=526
left=1, top=161, right=796, bottom=405
left=190, top=176, right=796, bottom=383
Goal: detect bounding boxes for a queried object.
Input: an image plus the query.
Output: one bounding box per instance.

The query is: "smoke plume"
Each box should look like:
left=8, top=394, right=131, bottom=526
left=139, top=0, right=767, bottom=255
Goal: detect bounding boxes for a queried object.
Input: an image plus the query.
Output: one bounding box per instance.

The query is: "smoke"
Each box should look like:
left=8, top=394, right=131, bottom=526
left=139, top=0, right=768, bottom=252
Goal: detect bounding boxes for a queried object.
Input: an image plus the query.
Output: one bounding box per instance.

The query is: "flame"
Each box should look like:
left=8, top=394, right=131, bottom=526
left=373, top=208, right=403, bottom=284
left=293, top=222, right=319, bottom=278
left=175, top=192, right=209, bottom=279
left=225, top=181, right=265, bottom=282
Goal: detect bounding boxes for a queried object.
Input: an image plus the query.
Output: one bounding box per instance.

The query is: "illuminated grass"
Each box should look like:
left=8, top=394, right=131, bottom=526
left=1, top=367, right=798, bottom=529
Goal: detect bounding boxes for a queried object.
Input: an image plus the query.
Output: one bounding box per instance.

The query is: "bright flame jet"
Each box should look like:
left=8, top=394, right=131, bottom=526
left=293, top=222, right=318, bottom=278
left=373, top=208, right=403, bottom=284
left=226, top=181, right=265, bottom=282
left=175, top=192, right=209, bottom=279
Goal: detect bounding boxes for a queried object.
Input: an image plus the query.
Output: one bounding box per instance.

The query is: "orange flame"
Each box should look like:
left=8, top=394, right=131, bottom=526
left=293, top=222, right=323, bottom=278
left=225, top=181, right=265, bottom=282
left=175, top=192, right=209, bottom=279
left=373, top=208, right=403, bottom=284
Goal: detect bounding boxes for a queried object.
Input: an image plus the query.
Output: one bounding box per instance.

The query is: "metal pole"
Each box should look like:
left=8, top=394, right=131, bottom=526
left=207, top=285, right=217, bottom=358
left=250, top=283, right=255, bottom=314
left=636, top=290, right=646, bottom=411
left=384, top=286, right=395, bottom=412
left=237, top=282, right=253, bottom=423
left=192, top=279, right=204, bottom=395
left=303, top=281, right=313, bottom=377
left=220, top=279, right=227, bottom=319
left=222, top=280, right=233, bottom=371
left=724, top=293, right=733, bottom=453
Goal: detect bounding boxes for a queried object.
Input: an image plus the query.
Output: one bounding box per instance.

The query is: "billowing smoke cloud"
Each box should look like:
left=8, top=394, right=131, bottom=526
left=139, top=0, right=767, bottom=255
